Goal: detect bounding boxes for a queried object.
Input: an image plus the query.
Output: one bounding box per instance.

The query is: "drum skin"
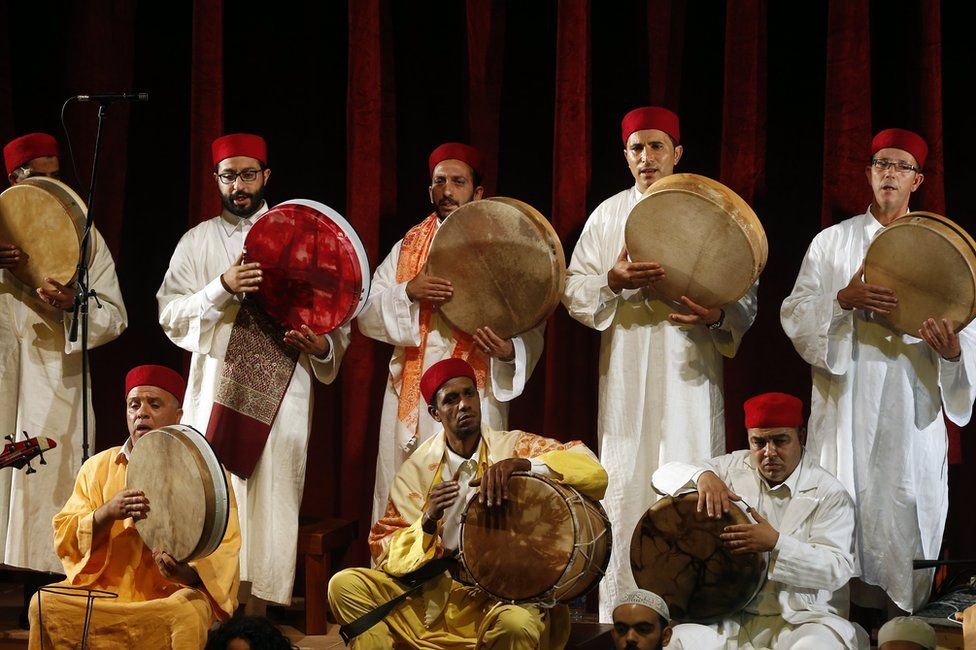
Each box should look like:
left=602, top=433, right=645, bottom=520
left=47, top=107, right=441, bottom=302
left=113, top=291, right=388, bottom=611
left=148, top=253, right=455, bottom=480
left=244, top=199, right=370, bottom=335
left=427, top=198, right=566, bottom=339
left=459, top=473, right=610, bottom=604
left=630, top=493, right=767, bottom=623
left=625, top=173, right=767, bottom=308
left=0, top=176, right=87, bottom=290
left=126, top=425, right=230, bottom=563
left=863, top=211, right=976, bottom=335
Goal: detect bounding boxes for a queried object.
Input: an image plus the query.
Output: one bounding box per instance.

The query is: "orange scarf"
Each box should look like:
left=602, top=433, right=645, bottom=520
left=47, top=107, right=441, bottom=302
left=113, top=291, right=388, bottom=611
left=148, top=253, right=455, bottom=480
left=395, top=214, right=488, bottom=443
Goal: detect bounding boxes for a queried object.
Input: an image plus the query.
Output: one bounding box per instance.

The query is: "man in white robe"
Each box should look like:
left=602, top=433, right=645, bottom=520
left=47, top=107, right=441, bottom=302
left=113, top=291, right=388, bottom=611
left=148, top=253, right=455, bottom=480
left=781, top=128, right=976, bottom=613
left=562, top=107, right=758, bottom=621
left=157, top=133, right=350, bottom=606
left=358, top=142, right=544, bottom=524
left=656, top=393, right=865, bottom=649
left=0, top=132, right=127, bottom=575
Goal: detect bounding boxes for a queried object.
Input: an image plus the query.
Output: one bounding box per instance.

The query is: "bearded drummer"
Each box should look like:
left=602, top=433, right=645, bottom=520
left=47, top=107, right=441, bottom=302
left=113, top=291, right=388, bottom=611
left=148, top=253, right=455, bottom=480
left=28, top=364, right=240, bottom=647
left=358, top=142, right=547, bottom=527
left=650, top=392, right=862, bottom=649
left=781, top=128, right=976, bottom=614
left=157, top=133, right=350, bottom=610
left=1, top=134, right=127, bottom=586
left=328, top=358, right=606, bottom=649
left=562, top=107, right=759, bottom=621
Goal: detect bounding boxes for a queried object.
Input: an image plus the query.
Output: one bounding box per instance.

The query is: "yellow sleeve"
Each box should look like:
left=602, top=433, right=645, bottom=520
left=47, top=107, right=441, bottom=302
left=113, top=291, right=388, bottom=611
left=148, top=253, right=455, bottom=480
left=536, top=448, right=608, bottom=501
left=190, top=470, right=241, bottom=621
left=53, top=456, right=112, bottom=585
left=382, top=516, right=441, bottom=577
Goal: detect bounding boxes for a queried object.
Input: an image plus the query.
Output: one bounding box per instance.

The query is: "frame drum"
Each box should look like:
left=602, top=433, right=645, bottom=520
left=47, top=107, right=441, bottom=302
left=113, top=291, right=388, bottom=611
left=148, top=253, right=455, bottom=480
left=863, top=211, right=976, bottom=335
left=0, top=176, right=87, bottom=290
left=625, top=173, right=767, bottom=308
left=427, top=198, right=566, bottom=339
left=459, top=473, right=610, bottom=604
left=126, top=425, right=230, bottom=563
left=244, top=199, right=370, bottom=335
left=630, top=493, right=767, bottom=623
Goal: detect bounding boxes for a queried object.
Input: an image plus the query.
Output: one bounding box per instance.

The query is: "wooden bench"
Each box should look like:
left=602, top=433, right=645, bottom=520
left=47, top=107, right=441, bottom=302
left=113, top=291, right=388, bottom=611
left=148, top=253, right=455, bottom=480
left=297, top=518, right=357, bottom=635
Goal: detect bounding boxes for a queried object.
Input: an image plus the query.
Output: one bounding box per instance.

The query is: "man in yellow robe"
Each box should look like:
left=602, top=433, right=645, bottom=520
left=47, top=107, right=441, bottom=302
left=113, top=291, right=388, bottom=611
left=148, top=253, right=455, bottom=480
left=329, top=358, right=608, bottom=649
left=28, top=364, right=241, bottom=648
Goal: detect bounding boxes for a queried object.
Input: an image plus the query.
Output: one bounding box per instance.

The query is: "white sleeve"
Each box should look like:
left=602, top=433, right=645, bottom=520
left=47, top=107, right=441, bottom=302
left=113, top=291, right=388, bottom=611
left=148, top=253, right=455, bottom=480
left=490, top=320, right=545, bottom=402
left=63, top=227, right=127, bottom=353
left=707, top=279, right=758, bottom=358
left=938, top=324, right=976, bottom=426
left=309, top=322, right=351, bottom=385
left=356, top=241, right=422, bottom=348
left=563, top=205, right=631, bottom=331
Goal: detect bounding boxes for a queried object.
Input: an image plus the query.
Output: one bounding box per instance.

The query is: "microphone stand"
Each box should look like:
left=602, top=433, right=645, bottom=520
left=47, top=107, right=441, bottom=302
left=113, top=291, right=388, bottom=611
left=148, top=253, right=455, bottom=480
left=68, top=101, right=109, bottom=463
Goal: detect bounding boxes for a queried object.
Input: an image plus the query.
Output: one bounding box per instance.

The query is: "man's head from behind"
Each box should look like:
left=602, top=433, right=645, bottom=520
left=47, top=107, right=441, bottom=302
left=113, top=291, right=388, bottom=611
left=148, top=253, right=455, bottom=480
left=4, top=133, right=60, bottom=185
left=204, top=614, right=292, bottom=650
left=124, top=365, right=185, bottom=444
left=611, top=589, right=672, bottom=650
left=422, top=358, right=481, bottom=438
left=877, top=616, right=936, bottom=650
left=428, top=142, right=484, bottom=219
left=212, top=133, right=270, bottom=218
left=744, top=392, right=805, bottom=486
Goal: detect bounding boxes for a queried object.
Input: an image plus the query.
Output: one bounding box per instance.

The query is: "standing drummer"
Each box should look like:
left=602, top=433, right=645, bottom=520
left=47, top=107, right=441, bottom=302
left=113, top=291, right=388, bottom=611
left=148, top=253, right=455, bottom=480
left=781, top=128, right=976, bottom=614
left=358, top=142, right=546, bottom=525
left=654, top=393, right=863, bottom=649
left=0, top=133, right=127, bottom=583
left=157, top=133, right=350, bottom=610
left=562, top=107, right=758, bottom=621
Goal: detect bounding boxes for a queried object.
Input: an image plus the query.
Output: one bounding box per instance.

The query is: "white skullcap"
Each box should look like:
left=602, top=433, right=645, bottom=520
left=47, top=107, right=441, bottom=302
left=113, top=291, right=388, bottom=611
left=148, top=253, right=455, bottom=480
left=877, top=616, right=936, bottom=649
left=615, top=589, right=670, bottom=623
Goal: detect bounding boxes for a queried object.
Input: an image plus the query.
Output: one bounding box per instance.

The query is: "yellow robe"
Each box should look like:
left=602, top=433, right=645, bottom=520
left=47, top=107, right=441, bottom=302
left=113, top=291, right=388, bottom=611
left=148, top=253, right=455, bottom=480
left=28, top=445, right=241, bottom=649
left=329, top=427, right=608, bottom=649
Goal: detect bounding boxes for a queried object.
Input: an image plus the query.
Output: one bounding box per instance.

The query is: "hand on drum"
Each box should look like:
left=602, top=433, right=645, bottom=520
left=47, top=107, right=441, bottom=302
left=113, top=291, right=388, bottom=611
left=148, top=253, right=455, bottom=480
left=837, top=264, right=897, bottom=314
left=0, top=243, right=25, bottom=269
left=102, top=489, right=150, bottom=522
left=221, top=252, right=262, bottom=294
left=406, top=272, right=453, bottom=305
left=283, top=324, right=331, bottom=357
left=152, top=549, right=200, bottom=586
left=36, top=277, right=76, bottom=310
left=607, top=247, right=665, bottom=292
left=919, top=318, right=961, bottom=360
left=696, top=470, right=742, bottom=518
left=720, top=507, right=779, bottom=554
left=473, top=327, right=515, bottom=361
left=469, top=458, right=531, bottom=508
left=669, top=295, right=723, bottom=327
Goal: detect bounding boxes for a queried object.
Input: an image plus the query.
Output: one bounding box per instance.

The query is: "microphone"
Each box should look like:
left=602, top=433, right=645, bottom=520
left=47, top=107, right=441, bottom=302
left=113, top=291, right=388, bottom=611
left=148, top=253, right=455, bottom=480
left=74, top=93, right=149, bottom=102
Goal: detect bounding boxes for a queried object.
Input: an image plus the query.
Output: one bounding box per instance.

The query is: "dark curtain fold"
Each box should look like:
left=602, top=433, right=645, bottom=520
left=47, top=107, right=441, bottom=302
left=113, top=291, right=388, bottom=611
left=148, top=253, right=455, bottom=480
left=466, top=0, right=506, bottom=197
left=647, top=0, right=685, bottom=109
left=188, top=0, right=223, bottom=225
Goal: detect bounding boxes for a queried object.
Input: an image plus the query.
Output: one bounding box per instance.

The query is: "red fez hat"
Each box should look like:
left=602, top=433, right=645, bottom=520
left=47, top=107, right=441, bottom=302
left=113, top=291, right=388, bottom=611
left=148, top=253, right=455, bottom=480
left=621, top=107, right=681, bottom=145
left=421, top=358, right=477, bottom=405
left=125, top=365, right=186, bottom=404
left=4, top=133, right=59, bottom=175
left=744, top=393, right=804, bottom=429
left=212, top=133, right=267, bottom=167
left=872, top=128, right=927, bottom=169
left=428, top=142, right=483, bottom=178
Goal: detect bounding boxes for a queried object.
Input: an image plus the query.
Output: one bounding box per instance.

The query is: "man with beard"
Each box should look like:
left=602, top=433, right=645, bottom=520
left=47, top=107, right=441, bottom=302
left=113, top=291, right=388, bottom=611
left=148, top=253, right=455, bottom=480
left=0, top=133, right=127, bottom=585
left=328, top=358, right=607, bottom=649
left=781, top=128, right=976, bottom=614
left=157, top=133, right=349, bottom=609
left=358, top=142, right=545, bottom=525
left=562, top=107, right=758, bottom=622
left=611, top=590, right=673, bottom=650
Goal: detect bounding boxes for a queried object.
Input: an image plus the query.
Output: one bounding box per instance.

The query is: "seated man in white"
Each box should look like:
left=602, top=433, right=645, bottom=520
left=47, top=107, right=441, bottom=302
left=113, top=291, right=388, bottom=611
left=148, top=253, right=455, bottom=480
left=653, top=392, right=867, bottom=649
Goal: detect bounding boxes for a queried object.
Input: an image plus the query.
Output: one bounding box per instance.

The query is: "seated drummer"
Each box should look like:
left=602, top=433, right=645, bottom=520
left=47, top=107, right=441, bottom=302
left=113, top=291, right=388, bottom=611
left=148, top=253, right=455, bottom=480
left=29, top=365, right=241, bottom=648
left=328, top=358, right=608, bottom=649
left=653, top=393, right=865, bottom=650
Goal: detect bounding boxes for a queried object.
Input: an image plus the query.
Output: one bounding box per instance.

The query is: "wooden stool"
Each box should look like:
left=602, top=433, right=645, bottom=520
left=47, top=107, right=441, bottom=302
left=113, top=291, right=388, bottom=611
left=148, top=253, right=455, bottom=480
left=297, top=518, right=357, bottom=635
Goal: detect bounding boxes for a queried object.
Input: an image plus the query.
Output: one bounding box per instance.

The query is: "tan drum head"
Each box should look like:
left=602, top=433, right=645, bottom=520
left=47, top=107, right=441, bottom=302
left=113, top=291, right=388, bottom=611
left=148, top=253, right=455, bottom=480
left=864, top=212, right=976, bottom=335
left=630, top=493, right=767, bottom=623
left=126, top=425, right=229, bottom=563
left=0, top=177, right=87, bottom=290
left=427, top=198, right=566, bottom=339
left=625, top=173, right=767, bottom=308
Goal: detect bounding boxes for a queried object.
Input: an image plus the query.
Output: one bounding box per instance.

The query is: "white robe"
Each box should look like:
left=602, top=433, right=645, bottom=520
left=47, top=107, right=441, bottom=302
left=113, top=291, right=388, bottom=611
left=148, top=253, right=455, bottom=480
left=358, top=224, right=545, bottom=524
left=654, top=451, right=866, bottom=650
left=0, top=225, right=126, bottom=573
left=562, top=185, right=758, bottom=622
left=780, top=208, right=976, bottom=612
left=156, top=206, right=350, bottom=605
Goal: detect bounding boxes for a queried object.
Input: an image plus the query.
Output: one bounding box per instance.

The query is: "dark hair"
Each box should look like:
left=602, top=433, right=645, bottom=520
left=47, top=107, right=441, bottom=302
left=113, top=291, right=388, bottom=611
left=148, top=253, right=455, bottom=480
left=205, top=615, right=293, bottom=650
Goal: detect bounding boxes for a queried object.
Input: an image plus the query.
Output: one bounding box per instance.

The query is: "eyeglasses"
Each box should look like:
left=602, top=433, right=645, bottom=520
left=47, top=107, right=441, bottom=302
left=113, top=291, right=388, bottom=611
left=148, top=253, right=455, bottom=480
left=870, top=158, right=919, bottom=175
left=214, top=168, right=262, bottom=184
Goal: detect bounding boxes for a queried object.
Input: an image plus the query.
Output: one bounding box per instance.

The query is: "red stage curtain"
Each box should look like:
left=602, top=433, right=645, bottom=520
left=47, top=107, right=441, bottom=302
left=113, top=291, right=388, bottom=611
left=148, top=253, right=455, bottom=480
left=466, top=0, right=506, bottom=197
left=647, top=0, right=685, bottom=109
left=188, top=0, right=223, bottom=225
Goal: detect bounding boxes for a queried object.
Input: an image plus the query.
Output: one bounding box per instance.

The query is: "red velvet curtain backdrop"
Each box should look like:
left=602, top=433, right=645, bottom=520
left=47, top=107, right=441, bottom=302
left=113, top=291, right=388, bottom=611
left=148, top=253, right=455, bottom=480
left=4, top=1, right=975, bottom=580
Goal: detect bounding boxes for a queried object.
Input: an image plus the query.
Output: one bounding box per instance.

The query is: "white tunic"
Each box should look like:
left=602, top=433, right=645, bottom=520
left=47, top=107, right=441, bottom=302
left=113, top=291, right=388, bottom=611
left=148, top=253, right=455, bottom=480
left=0, top=226, right=126, bottom=572
left=358, top=226, right=545, bottom=524
left=562, top=185, right=758, bottom=622
left=156, top=206, right=350, bottom=605
left=780, top=208, right=976, bottom=612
